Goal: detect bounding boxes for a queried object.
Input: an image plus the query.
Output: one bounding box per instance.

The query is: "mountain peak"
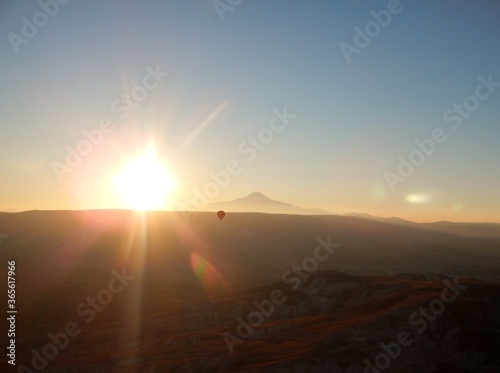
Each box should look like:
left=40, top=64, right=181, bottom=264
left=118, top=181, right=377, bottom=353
left=245, top=192, right=270, bottom=201
left=205, top=192, right=333, bottom=215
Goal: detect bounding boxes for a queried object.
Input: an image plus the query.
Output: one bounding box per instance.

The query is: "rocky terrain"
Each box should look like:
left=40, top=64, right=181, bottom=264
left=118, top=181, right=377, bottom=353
left=1, top=210, right=500, bottom=372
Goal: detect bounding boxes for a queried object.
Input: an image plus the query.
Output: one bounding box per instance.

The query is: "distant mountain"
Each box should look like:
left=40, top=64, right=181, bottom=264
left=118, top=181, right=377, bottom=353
left=422, top=221, right=500, bottom=238
left=344, top=212, right=416, bottom=225
left=205, top=192, right=333, bottom=215
left=344, top=213, right=500, bottom=238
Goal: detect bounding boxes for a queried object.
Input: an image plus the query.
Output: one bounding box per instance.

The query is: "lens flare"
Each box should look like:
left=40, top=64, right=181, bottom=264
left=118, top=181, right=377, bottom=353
left=190, top=252, right=229, bottom=296
left=406, top=194, right=429, bottom=204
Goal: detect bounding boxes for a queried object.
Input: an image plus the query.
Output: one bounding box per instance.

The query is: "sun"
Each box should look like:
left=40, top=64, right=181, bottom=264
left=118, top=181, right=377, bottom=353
left=113, top=149, right=175, bottom=210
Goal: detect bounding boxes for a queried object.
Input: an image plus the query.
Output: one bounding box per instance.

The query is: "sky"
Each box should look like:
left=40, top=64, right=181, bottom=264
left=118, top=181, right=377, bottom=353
left=0, top=0, right=499, bottom=222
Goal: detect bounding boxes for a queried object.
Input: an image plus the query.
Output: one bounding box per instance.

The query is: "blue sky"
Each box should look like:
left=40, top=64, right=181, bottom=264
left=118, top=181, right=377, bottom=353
left=1, top=1, right=499, bottom=222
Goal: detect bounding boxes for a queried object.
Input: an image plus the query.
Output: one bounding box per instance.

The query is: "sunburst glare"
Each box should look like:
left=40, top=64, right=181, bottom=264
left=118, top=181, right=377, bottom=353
left=113, top=147, right=175, bottom=210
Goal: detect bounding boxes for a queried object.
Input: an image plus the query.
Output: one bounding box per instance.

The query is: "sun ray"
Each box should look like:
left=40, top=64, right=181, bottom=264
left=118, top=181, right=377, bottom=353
left=178, top=100, right=228, bottom=151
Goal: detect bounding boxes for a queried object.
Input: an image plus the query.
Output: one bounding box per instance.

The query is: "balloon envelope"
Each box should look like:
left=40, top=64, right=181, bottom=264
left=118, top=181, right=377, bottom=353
left=217, top=211, right=225, bottom=221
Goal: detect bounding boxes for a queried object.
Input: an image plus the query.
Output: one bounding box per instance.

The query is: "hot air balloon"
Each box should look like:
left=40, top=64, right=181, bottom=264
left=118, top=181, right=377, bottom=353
left=217, top=210, right=225, bottom=221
